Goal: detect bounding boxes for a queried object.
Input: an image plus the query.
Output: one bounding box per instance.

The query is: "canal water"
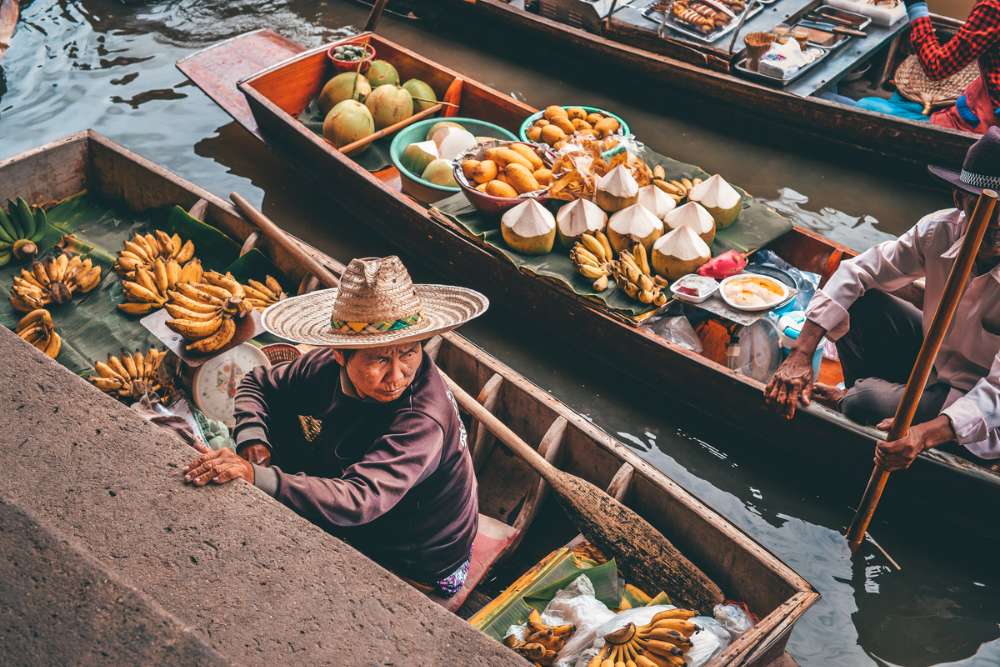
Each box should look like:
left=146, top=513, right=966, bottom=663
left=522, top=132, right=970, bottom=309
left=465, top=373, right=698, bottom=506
left=1, top=2, right=997, bottom=665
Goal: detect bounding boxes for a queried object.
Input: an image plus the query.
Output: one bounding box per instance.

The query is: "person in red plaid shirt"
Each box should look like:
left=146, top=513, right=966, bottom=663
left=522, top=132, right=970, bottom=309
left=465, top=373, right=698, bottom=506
left=905, top=0, right=1000, bottom=133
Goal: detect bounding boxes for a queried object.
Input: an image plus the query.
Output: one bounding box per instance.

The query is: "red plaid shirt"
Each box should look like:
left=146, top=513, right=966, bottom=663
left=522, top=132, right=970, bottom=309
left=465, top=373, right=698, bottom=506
left=910, top=0, right=1000, bottom=107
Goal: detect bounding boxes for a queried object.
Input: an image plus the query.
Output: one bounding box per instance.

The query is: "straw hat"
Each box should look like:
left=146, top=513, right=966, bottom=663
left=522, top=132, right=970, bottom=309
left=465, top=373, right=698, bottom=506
left=261, top=256, right=488, bottom=348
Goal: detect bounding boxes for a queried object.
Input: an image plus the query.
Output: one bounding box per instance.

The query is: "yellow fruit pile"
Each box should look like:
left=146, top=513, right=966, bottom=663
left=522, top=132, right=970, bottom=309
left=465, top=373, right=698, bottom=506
left=526, top=106, right=621, bottom=151
left=242, top=276, right=286, bottom=311
left=165, top=271, right=246, bottom=353
left=90, top=348, right=167, bottom=402
left=461, top=143, right=554, bottom=198
left=610, top=244, right=669, bottom=307
left=114, top=231, right=195, bottom=275
left=587, top=609, right=698, bottom=667
left=9, top=253, right=102, bottom=312
left=15, top=308, right=61, bottom=359
left=569, top=231, right=614, bottom=292
left=118, top=257, right=204, bottom=315
left=503, top=609, right=574, bottom=666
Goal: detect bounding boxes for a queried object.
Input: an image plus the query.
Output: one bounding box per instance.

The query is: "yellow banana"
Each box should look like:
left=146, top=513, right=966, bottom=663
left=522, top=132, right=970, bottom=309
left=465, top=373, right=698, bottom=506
left=107, top=355, right=129, bottom=379
left=166, top=259, right=181, bottom=287
left=15, top=309, right=52, bottom=332
left=95, top=360, right=123, bottom=381
left=166, top=290, right=220, bottom=313
left=186, top=317, right=235, bottom=353
left=264, top=275, right=282, bottom=296
left=122, top=280, right=161, bottom=304
left=154, top=230, right=174, bottom=255
left=90, top=376, right=122, bottom=392
left=596, top=230, right=614, bottom=261
left=117, top=302, right=159, bottom=315
left=153, top=259, right=169, bottom=293
left=134, top=267, right=158, bottom=295
left=578, top=264, right=606, bottom=280
left=166, top=316, right=222, bottom=339
left=178, top=259, right=203, bottom=284
left=204, top=271, right=245, bottom=300
left=165, top=303, right=219, bottom=321
left=133, top=350, right=145, bottom=379
left=579, top=233, right=606, bottom=262
left=649, top=610, right=696, bottom=623
left=121, top=350, right=138, bottom=378
left=175, top=239, right=195, bottom=263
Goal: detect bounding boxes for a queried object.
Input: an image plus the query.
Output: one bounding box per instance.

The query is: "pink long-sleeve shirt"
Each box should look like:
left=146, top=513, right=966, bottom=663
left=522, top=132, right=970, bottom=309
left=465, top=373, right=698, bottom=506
left=806, top=208, right=1000, bottom=458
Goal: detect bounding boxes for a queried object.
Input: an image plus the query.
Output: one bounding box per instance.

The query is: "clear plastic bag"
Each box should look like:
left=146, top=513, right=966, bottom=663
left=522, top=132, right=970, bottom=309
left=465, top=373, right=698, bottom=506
left=726, top=318, right=782, bottom=383
left=714, top=603, right=754, bottom=637
left=648, top=315, right=704, bottom=353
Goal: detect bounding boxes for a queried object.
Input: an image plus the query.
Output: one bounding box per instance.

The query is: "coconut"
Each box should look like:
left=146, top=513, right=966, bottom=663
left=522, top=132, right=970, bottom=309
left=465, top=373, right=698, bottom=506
left=318, top=72, right=371, bottom=117
left=422, top=159, right=458, bottom=188
left=401, top=140, right=439, bottom=176
left=322, top=100, right=374, bottom=148
left=688, top=174, right=742, bottom=229
left=402, top=78, right=437, bottom=112
left=652, top=226, right=711, bottom=280
left=595, top=165, right=639, bottom=212
left=636, top=184, right=677, bottom=221
left=365, top=85, right=413, bottom=130
left=556, top=199, right=607, bottom=247
left=501, top=199, right=556, bottom=255
left=426, top=121, right=465, bottom=143
left=433, top=126, right=477, bottom=160
left=367, top=59, right=399, bottom=88
left=665, top=201, right=716, bottom=245
left=607, top=203, right=663, bottom=252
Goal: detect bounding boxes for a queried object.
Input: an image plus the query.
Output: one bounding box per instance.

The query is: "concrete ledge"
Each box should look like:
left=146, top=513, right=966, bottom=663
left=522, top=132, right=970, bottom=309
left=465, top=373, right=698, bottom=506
left=0, top=328, right=523, bottom=665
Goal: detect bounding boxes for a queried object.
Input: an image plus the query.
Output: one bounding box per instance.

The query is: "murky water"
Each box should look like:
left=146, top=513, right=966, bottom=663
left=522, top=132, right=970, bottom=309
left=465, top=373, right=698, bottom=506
left=2, top=2, right=998, bottom=665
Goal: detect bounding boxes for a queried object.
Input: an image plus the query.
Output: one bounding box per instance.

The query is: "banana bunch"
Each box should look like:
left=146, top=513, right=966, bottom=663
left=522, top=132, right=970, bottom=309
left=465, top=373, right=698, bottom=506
left=609, top=244, right=668, bottom=307
left=165, top=271, right=245, bottom=354
left=14, top=309, right=61, bottom=359
left=9, top=253, right=103, bottom=312
left=503, top=609, right=574, bottom=666
left=569, top=230, right=614, bottom=292
left=0, top=197, right=47, bottom=265
left=90, top=349, right=168, bottom=402
left=117, top=257, right=204, bottom=315
left=115, top=230, right=195, bottom=275
left=587, top=609, right=698, bottom=667
left=652, top=166, right=703, bottom=204
left=242, top=275, right=286, bottom=311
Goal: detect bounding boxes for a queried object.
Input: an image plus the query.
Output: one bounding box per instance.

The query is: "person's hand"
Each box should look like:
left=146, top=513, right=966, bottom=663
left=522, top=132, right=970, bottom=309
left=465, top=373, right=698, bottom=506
left=764, top=352, right=815, bottom=420
left=874, top=415, right=955, bottom=471
left=184, top=446, right=254, bottom=486
left=239, top=443, right=271, bottom=466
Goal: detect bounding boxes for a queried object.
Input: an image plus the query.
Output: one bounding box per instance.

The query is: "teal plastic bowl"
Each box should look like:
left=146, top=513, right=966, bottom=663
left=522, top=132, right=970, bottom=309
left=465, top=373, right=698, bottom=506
left=389, top=117, right=518, bottom=203
left=518, top=105, right=630, bottom=143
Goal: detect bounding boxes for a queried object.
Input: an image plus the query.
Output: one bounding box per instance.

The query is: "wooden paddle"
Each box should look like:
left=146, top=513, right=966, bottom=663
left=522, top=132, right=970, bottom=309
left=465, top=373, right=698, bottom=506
left=364, top=0, right=391, bottom=33
left=228, top=192, right=725, bottom=611
left=846, top=189, right=999, bottom=552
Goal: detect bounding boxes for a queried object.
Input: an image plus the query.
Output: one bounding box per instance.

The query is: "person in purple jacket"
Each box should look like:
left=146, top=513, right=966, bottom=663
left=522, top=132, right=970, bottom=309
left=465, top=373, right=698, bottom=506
left=183, top=256, right=489, bottom=597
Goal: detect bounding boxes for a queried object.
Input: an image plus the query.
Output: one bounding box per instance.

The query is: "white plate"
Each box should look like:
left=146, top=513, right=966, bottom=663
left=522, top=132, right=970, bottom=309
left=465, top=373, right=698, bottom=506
left=719, top=273, right=790, bottom=312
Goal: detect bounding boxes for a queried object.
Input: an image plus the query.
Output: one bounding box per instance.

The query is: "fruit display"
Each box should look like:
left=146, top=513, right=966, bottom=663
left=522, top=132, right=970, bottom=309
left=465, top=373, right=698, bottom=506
left=365, top=84, right=414, bottom=130
left=502, top=609, right=574, bottom=666
left=459, top=142, right=552, bottom=197
left=114, top=230, right=195, bottom=276
left=402, top=78, right=437, bottom=112
left=607, top=204, right=664, bottom=252
left=164, top=271, right=246, bottom=354
left=652, top=226, right=712, bottom=280
left=548, top=143, right=653, bottom=204
left=9, top=253, right=102, bottom=312
left=89, top=348, right=168, bottom=403
left=14, top=308, right=61, bottom=359
left=689, top=174, right=742, bottom=229
left=665, top=201, right=716, bottom=245
left=586, top=608, right=698, bottom=667
left=242, top=275, right=286, bottom=311
left=610, top=243, right=669, bottom=306
left=569, top=230, right=614, bottom=292
left=525, top=105, right=623, bottom=151
left=595, top=165, right=640, bottom=213
left=117, top=256, right=204, bottom=316
left=0, top=197, right=48, bottom=265
left=318, top=72, right=371, bottom=116
left=501, top=199, right=556, bottom=255
left=556, top=198, right=607, bottom=247
left=367, top=59, right=399, bottom=87
left=636, top=184, right=677, bottom=221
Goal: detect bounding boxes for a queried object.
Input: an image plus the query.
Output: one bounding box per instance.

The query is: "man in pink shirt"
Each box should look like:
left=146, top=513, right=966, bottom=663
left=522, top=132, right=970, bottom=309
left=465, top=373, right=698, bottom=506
left=766, top=128, right=1000, bottom=470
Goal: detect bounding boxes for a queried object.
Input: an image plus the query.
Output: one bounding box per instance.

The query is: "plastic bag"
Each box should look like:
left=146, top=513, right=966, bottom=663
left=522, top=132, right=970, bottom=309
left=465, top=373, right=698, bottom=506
left=714, top=603, right=754, bottom=637
left=522, top=575, right=614, bottom=666
left=747, top=249, right=820, bottom=310
left=687, top=616, right=731, bottom=666
left=726, top=319, right=781, bottom=383
left=698, top=250, right=747, bottom=279
left=648, top=315, right=703, bottom=353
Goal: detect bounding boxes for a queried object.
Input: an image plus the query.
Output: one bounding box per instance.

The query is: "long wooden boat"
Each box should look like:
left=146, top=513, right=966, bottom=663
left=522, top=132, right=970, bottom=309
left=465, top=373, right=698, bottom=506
left=178, top=30, right=1000, bottom=513
left=0, top=131, right=817, bottom=665
left=415, top=0, right=974, bottom=170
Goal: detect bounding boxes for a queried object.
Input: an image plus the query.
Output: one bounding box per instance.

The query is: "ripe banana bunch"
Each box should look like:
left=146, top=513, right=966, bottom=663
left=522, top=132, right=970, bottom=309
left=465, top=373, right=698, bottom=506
left=570, top=230, right=614, bottom=292
left=114, top=230, right=195, bottom=275
left=90, top=348, right=167, bottom=402
left=503, top=609, right=574, bottom=666
left=117, top=257, right=204, bottom=315
left=242, top=275, right=286, bottom=311
left=14, top=308, right=61, bottom=359
left=652, top=176, right=703, bottom=204
left=165, top=271, right=245, bottom=353
left=0, top=197, right=47, bottom=265
left=9, top=253, right=103, bottom=312
left=609, top=244, right=668, bottom=307
left=587, top=609, right=698, bottom=667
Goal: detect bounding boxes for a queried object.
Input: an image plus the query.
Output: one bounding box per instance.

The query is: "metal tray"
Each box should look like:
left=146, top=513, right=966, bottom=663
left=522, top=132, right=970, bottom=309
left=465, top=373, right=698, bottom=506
left=793, top=4, right=872, bottom=49
left=642, top=0, right=764, bottom=44
left=734, top=44, right=831, bottom=86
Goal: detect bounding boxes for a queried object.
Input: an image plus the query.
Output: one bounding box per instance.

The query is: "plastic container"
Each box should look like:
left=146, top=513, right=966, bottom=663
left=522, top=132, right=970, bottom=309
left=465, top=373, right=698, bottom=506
left=777, top=310, right=824, bottom=376
left=824, top=0, right=906, bottom=27
left=326, top=42, right=376, bottom=73
left=670, top=274, right=719, bottom=303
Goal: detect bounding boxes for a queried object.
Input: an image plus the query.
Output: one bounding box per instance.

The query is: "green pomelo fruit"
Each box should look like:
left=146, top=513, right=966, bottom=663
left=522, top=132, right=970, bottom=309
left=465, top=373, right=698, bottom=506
left=367, top=60, right=400, bottom=88
left=402, top=78, right=437, bottom=112
left=322, top=100, right=374, bottom=148
left=318, top=73, right=371, bottom=117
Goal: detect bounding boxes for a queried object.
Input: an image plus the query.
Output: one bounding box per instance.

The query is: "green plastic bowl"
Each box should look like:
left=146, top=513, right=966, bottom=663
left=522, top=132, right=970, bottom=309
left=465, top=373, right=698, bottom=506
left=389, top=117, right=518, bottom=203
left=518, top=105, right=630, bottom=143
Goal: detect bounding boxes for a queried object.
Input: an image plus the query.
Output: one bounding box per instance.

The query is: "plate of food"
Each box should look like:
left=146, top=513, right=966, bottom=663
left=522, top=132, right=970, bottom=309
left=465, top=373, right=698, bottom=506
left=719, top=273, right=791, bottom=311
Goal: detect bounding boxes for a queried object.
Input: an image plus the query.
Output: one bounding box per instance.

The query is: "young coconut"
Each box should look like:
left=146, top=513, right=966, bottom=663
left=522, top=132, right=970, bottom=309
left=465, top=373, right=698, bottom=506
left=556, top=198, right=607, bottom=248
left=652, top=225, right=711, bottom=280
left=366, top=59, right=399, bottom=88
left=665, top=201, right=716, bottom=245
left=501, top=199, right=556, bottom=255
left=607, top=203, right=663, bottom=253
left=322, top=100, right=375, bottom=148
left=426, top=121, right=465, bottom=144
left=636, top=184, right=677, bottom=221
left=401, top=140, right=439, bottom=177
left=422, top=159, right=459, bottom=188
left=595, top=165, right=639, bottom=213
left=402, top=78, right=437, bottom=112
left=318, top=72, right=371, bottom=117
left=688, top=174, right=742, bottom=229
left=433, top=126, right=478, bottom=161
left=365, top=84, right=414, bottom=130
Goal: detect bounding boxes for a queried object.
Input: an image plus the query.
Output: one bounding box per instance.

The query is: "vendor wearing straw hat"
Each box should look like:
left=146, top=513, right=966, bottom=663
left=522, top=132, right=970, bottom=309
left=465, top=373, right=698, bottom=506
left=183, top=256, right=489, bottom=597
left=766, top=129, right=1000, bottom=470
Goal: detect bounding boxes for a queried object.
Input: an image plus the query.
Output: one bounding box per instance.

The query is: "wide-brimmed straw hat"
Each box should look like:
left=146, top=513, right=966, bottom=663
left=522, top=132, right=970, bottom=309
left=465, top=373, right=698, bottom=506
left=928, top=127, right=1000, bottom=195
left=262, top=256, right=488, bottom=348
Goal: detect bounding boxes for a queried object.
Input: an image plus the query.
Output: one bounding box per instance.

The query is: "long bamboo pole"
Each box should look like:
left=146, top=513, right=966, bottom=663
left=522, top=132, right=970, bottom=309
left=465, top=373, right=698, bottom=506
left=229, top=192, right=726, bottom=611
left=846, top=189, right=998, bottom=552
left=364, top=0, right=391, bottom=33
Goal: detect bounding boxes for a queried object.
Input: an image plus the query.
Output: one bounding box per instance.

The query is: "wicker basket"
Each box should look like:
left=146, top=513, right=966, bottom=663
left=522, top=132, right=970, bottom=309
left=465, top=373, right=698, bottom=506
left=894, top=54, right=979, bottom=115
left=261, top=343, right=302, bottom=365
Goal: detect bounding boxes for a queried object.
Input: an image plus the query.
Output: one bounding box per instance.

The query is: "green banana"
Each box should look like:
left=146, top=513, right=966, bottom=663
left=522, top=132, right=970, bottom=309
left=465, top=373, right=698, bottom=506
left=0, top=207, right=16, bottom=243
left=7, top=200, right=22, bottom=238
left=0, top=251, right=11, bottom=268
left=21, top=200, right=36, bottom=241
left=14, top=198, right=33, bottom=239
left=31, top=209, right=46, bottom=242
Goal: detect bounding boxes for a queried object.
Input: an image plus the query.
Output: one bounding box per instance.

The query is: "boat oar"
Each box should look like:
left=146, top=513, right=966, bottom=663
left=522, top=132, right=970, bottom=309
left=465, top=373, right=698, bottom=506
left=364, top=0, right=390, bottom=33
left=228, top=193, right=725, bottom=611
left=846, top=189, right=999, bottom=553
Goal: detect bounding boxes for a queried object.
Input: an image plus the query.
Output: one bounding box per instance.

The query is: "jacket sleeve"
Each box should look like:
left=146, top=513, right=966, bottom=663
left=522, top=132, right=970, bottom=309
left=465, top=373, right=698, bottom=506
left=264, top=410, right=445, bottom=528
left=909, top=3, right=1000, bottom=80
left=805, top=213, right=940, bottom=340
left=232, top=348, right=337, bottom=454
left=942, top=351, right=1000, bottom=455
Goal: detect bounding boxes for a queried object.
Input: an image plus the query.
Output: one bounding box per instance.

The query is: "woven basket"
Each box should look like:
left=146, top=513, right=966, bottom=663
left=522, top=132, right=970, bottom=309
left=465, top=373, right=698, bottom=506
left=261, top=343, right=302, bottom=365
left=894, top=54, right=979, bottom=115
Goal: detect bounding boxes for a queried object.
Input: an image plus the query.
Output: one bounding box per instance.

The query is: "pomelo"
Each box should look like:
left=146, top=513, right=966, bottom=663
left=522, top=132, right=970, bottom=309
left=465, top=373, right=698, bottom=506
left=317, top=72, right=371, bottom=117
left=322, top=100, right=374, bottom=148
left=367, top=59, right=399, bottom=88
left=402, top=78, right=437, bottom=112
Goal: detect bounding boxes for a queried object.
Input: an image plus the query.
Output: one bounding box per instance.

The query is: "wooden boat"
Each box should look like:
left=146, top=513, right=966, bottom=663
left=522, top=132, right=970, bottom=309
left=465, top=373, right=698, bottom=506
left=0, top=131, right=817, bottom=665
left=177, top=29, right=1000, bottom=510
left=416, top=0, right=975, bottom=170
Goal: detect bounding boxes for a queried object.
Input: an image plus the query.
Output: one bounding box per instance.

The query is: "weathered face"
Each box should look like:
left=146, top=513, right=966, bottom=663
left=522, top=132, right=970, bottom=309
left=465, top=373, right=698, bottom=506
left=955, top=189, right=1000, bottom=261
left=334, top=342, right=423, bottom=402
